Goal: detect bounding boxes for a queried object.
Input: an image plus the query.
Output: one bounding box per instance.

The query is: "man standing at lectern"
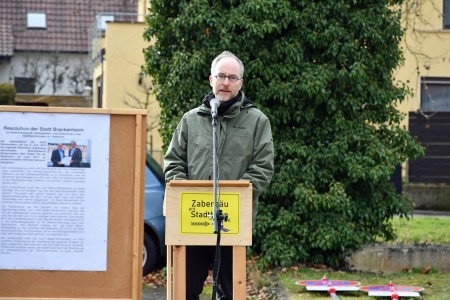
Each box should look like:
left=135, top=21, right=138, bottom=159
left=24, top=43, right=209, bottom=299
left=164, top=51, right=274, bottom=299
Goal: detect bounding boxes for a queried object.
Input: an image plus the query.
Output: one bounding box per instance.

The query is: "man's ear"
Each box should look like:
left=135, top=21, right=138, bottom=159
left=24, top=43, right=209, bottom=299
left=209, top=74, right=214, bottom=87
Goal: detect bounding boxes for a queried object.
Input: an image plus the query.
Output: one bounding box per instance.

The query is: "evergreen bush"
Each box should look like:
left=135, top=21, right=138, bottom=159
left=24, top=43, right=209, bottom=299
left=0, top=83, right=16, bottom=105
left=144, top=0, right=424, bottom=268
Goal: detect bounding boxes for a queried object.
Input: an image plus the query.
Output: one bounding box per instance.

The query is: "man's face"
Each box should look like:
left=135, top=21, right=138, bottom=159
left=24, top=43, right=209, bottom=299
left=209, top=57, right=243, bottom=101
left=70, top=142, right=76, bottom=148
left=57, top=144, right=63, bottom=149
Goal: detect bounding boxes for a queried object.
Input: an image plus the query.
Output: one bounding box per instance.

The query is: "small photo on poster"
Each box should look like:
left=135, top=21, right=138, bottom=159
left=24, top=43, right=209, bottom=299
left=47, top=139, right=91, bottom=168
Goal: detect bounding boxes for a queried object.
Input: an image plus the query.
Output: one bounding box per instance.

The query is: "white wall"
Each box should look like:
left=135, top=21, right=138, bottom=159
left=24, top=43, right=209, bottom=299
left=9, top=52, right=90, bottom=95
left=0, top=60, right=11, bottom=83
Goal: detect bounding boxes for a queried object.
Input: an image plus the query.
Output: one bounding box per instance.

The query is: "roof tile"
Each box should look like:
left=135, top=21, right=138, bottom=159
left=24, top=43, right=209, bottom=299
left=0, top=0, right=138, bottom=53
left=0, top=24, right=13, bottom=56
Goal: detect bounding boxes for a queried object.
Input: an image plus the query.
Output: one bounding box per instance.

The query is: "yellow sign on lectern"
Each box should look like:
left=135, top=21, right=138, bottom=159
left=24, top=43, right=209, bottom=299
left=165, top=180, right=252, bottom=246
left=180, top=192, right=240, bottom=234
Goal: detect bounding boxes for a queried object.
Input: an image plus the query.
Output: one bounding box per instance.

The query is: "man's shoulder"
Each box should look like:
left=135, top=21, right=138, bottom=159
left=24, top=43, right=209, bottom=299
left=183, top=105, right=205, bottom=118
left=240, top=94, right=268, bottom=117
left=243, top=105, right=269, bottom=120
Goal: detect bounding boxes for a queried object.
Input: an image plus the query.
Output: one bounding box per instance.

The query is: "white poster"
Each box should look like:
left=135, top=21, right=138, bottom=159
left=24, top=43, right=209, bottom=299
left=0, top=111, right=110, bottom=271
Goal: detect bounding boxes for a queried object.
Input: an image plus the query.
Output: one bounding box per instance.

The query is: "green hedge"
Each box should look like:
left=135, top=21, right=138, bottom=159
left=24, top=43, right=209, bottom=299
left=144, top=0, right=424, bottom=268
left=0, top=83, right=16, bottom=105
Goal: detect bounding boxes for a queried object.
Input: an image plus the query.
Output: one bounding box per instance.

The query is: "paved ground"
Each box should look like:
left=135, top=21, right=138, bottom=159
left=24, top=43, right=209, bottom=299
left=142, top=287, right=166, bottom=300
left=142, top=287, right=211, bottom=300
left=413, top=209, right=450, bottom=216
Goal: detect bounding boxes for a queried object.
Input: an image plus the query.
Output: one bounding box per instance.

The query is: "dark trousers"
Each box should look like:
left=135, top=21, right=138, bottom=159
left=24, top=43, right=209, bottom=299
left=186, top=245, right=233, bottom=300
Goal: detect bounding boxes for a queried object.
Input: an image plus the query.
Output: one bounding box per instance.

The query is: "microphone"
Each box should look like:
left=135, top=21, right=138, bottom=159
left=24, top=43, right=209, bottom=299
left=210, top=98, right=220, bottom=118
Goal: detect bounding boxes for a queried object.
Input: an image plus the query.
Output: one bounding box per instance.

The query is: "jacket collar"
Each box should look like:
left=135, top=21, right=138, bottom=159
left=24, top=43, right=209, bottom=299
left=198, top=91, right=253, bottom=117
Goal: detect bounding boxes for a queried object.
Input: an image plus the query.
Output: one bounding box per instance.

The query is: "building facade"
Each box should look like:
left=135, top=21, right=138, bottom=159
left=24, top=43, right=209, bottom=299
left=0, top=0, right=163, bottom=163
left=395, top=0, right=450, bottom=185
left=89, top=19, right=164, bottom=164
left=0, top=0, right=137, bottom=100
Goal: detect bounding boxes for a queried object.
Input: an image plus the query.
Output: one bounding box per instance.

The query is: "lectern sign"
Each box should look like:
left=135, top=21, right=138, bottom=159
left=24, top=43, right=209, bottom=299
left=179, top=192, right=240, bottom=234
left=165, top=180, right=252, bottom=246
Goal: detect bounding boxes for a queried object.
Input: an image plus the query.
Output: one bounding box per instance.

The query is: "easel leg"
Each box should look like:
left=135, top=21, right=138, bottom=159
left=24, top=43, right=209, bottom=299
left=166, top=245, right=173, bottom=300
left=173, top=245, right=186, bottom=299
left=233, top=246, right=246, bottom=299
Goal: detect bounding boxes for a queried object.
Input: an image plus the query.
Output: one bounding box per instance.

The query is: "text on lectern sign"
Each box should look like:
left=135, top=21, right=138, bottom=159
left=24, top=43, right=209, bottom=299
left=179, top=192, right=240, bottom=234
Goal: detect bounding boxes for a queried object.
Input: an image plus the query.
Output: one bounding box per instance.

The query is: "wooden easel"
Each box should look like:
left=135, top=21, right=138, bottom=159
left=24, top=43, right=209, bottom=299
left=0, top=106, right=147, bottom=300
left=164, top=180, right=252, bottom=299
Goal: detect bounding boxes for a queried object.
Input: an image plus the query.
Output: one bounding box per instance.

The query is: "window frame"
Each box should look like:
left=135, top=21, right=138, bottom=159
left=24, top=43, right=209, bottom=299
left=420, top=76, right=450, bottom=112
left=27, top=12, right=47, bottom=29
left=14, top=77, right=35, bottom=93
left=444, top=0, right=450, bottom=29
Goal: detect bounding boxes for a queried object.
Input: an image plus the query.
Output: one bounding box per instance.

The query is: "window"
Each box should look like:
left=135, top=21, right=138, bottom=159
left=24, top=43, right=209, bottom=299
left=85, top=79, right=93, bottom=89
left=445, top=0, right=450, bottom=29
left=27, top=12, right=46, bottom=29
left=421, top=77, right=450, bottom=111
left=14, top=77, right=35, bottom=93
left=96, top=75, right=103, bottom=108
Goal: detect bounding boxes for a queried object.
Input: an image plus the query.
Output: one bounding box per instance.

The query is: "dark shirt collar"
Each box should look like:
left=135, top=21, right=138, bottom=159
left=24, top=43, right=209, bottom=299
left=203, top=91, right=242, bottom=116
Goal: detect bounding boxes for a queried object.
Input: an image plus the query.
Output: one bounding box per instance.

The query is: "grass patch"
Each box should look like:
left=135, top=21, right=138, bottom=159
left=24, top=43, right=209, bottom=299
left=198, top=216, right=450, bottom=299
left=388, top=216, right=450, bottom=244
left=279, top=215, right=450, bottom=299
left=376, top=216, right=450, bottom=245
left=279, top=267, right=450, bottom=299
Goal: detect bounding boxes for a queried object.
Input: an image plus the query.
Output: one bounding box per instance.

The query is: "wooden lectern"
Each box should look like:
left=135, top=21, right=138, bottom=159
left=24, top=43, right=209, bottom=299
left=165, top=180, right=252, bottom=299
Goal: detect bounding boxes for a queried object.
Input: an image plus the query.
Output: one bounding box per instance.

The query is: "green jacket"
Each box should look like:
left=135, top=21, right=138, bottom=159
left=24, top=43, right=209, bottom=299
left=164, top=92, right=274, bottom=224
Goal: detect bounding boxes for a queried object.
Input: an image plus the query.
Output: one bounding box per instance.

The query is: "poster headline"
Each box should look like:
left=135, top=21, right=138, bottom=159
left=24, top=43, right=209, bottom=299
left=3, top=126, right=84, bottom=133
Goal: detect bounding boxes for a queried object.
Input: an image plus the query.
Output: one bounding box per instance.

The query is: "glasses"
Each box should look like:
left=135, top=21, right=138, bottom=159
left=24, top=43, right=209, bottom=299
left=214, top=74, right=241, bottom=83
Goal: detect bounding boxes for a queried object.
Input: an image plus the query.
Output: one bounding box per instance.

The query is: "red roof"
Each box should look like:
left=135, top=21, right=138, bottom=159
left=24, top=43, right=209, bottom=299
left=0, top=0, right=138, bottom=54
left=0, top=24, right=13, bottom=56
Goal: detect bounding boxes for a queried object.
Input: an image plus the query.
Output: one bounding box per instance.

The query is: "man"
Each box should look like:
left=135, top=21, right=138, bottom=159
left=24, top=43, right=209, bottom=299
left=164, top=51, right=274, bottom=299
left=68, top=140, right=82, bottom=167
left=51, top=143, right=65, bottom=167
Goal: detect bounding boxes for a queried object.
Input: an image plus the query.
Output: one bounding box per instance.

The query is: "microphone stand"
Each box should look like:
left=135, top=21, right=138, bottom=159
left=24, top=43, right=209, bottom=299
left=211, top=111, right=227, bottom=300
left=212, top=111, right=220, bottom=234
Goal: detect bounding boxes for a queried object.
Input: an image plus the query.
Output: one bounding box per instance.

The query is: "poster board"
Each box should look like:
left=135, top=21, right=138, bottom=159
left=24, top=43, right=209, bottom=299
left=0, top=106, right=147, bottom=300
